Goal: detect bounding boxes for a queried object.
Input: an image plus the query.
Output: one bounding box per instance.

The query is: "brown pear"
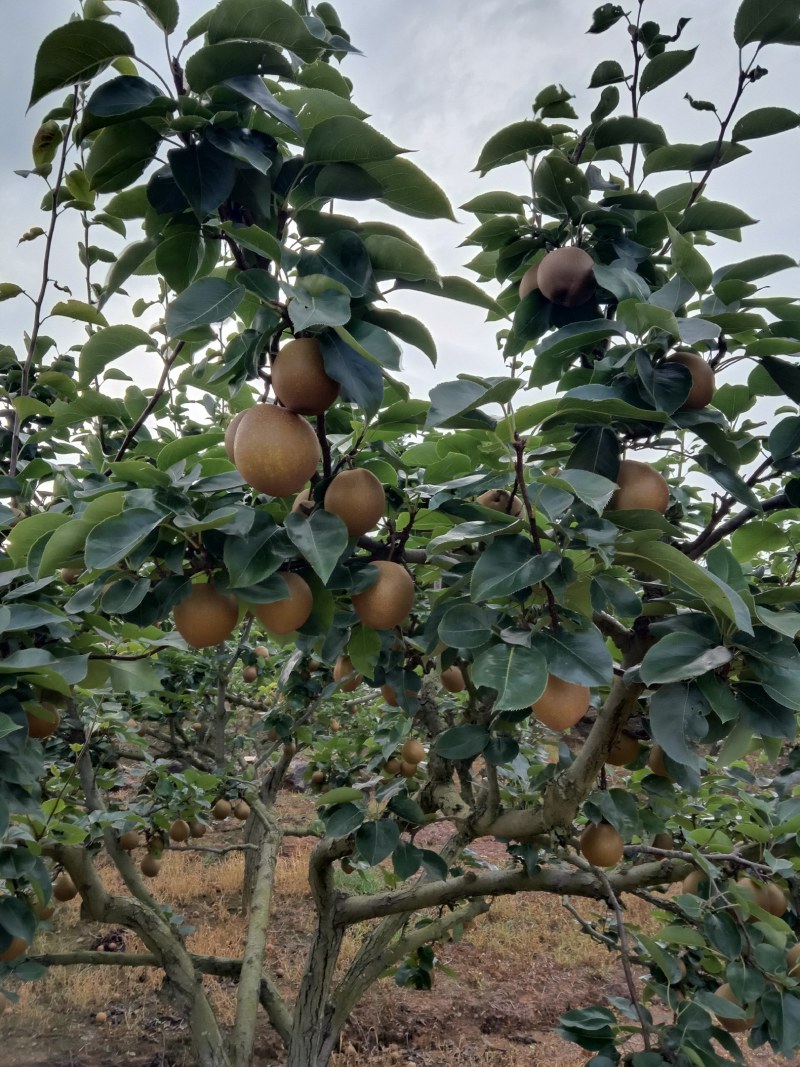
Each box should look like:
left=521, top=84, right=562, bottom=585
left=714, top=983, right=756, bottom=1033
left=292, top=487, right=315, bottom=517
left=476, top=489, right=522, bottom=516
left=351, top=560, right=415, bottom=630
left=213, top=798, right=232, bottom=820
left=333, top=655, right=362, bottom=692
left=384, top=757, right=402, bottom=775
left=580, top=821, right=624, bottom=867
left=787, top=942, right=800, bottom=976
left=254, top=645, right=270, bottom=659
left=53, top=872, right=78, bottom=902
left=0, top=937, right=28, bottom=963
left=606, top=732, right=640, bottom=767
left=537, top=246, right=595, bottom=307
left=234, top=404, right=320, bottom=497
left=609, top=459, right=669, bottom=514
left=119, top=830, right=141, bottom=851
left=254, top=572, right=313, bottom=635
left=440, top=666, right=466, bottom=694
left=174, top=584, right=238, bottom=649
left=647, top=744, right=670, bottom=778
left=233, top=800, right=251, bottom=821
left=140, top=854, right=161, bottom=879
left=381, top=683, right=399, bottom=706
left=323, top=469, right=385, bottom=538
left=168, top=819, right=190, bottom=843
left=242, top=665, right=258, bottom=683
left=26, top=702, right=60, bottom=739
left=224, top=409, right=247, bottom=461
left=518, top=262, right=539, bottom=300
left=531, top=675, right=590, bottom=732
left=401, top=737, right=425, bottom=765
left=189, top=821, right=207, bottom=838
left=665, top=351, right=715, bottom=410
left=271, top=337, right=340, bottom=416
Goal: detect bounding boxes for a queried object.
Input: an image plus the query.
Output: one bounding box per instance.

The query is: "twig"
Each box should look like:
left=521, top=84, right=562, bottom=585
left=113, top=342, right=185, bottom=462
left=316, top=410, right=332, bottom=479
left=512, top=433, right=559, bottom=631
left=9, top=95, right=78, bottom=480
left=169, top=842, right=258, bottom=854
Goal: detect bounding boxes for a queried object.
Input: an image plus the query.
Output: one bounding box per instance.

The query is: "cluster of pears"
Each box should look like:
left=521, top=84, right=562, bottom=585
left=383, top=737, right=427, bottom=779
left=173, top=339, right=416, bottom=650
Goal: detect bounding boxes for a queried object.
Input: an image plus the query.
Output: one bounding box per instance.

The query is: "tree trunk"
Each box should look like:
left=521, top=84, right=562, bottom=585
left=241, top=811, right=266, bottom=912
left=285, top=921, right=344, bottom=1067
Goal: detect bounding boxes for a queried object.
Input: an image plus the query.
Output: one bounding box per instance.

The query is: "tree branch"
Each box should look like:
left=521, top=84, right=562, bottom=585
left=113, top=342, right=185, bottom=462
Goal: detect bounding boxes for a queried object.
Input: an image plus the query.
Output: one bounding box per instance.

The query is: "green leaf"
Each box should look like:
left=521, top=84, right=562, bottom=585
left=348, top=624, right=381, bottom=678
left=589, top=60, right=626, bottom=87
left=438, top=602, right=493, bottom=649
left=223, top=77, right=301, bottom=135
left=640, top=633, right=733, bottom=685
left=640, top=48, right=697, bottom=94
left=287, top=280, right=351, bottom=332
left=319, top=332, right=383, bottom=419
left=304, top=117, right=405, bottom=164
left=361, top=309, right=437, bottom=365
left=208, top=0, right=323, bottom=55
left=552, top=469, right=618, bottom=514
left=156, top=431, right=223, bottom=470
left=470, top=538, right=560, bottom=602
left=734, top=0, right=800, bottom=46
left=86, top=75, right=164, bottom=117
left=679, top=201, right=757, bottom=233
left=100, top=237, right=158, bottom=307
left=321, top=801, right=364, bottom=838
left=425, top=376, right=521, bottom=430
left=460, top=191, right=525, bottom=215
left=364, top=234, right=440, bottom=283
left=534, top=628, right=613, bottom=687
left=184, top=42, right=293, bottom=92
left=534, top=320, right=624, bottom=360
left=285, top=510, right=348, bottom=584
left=397, top=275, right=502, bottom=314
left=534, top=154, right=590, bottom=217
left=221, top=223, right=282, bottom=265
left=732, top=106, right=800, bottom=141
left=135, top=0, right=179, bottom=32
left=165, top=278, right=244, bottom=337
left=392, top=840, right=422, bottom=880
left=30, top=20, right=135, bottom=106
left=6, top=513, right=71, bottom=568
left=585, top=788, right=640, bottom=837
left=79, top=325, right=156, bottom=385
left=433, top=724, right=491, bottom=759
left=156, top=226, right=203, bottom=292
left=668, top=223, right=712, bottom=293
left=718, top=253, right=798, bottom=282
left=593, top=116, right=667, bottom=148
left=616, top=540, right=751, bottom=631
left=50, top=300, right=107, bottom=327
left=649, top=684, right=707, bottom=771
left=588, top=4, right=626, bottom=33
left=168, top=143, right=236, bottom=218
left=362, top=157, right=456, bottom=221
left=0, top=284, right=24, bottom=302
left=471, top=644, right=548, bottom=711
left=761, top=355, right=800, bottom=403
left=316, top=787, right=363, bottom=806
left=84, top=509, right=163, bottom=569
left=85, top=120, right=161, bottom=194
left=355, top=820, right=400, bottom=866
left=224, top=524, right=283, bottom=588
left=475, top=120, right=553, bottom=174
left=37, top=519, right=93, bottom=576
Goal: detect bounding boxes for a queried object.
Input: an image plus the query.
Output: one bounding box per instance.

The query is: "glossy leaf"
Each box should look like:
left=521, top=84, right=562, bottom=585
left=165, top=278, right=245, bottom=337
left=640, top=48, right=697, bottom=94
left=471, top=643, right=548, bottom=710
left=355, top=820, right=400, bottom=866
left=30, top=21, right=135, bottom=106
left=649, top=684, right=708, bottom=771
left=470, top=539, right=560, bottom=602
left=285, top=510, right=349, bottom=584
left=79, top=325, right=156, bottom=386
left=640, top=633, right=733, bottom=685
left=304, top=117, right=405, bottom=164
left=433, top=724, right=491, bottom=759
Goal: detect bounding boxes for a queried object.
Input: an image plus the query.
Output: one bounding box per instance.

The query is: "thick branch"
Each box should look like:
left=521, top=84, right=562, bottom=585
left=232, top=801, right=286, bottom=1067
left=335, top=856, right=691, bottom=926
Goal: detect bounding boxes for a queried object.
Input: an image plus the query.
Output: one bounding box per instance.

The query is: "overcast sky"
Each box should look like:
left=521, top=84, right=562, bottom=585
left=2, top=1, right=799, bottom=399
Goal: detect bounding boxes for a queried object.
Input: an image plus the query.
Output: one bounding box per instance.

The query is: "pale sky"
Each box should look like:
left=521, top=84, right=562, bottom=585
left=2, top=1, right=799, bottom=399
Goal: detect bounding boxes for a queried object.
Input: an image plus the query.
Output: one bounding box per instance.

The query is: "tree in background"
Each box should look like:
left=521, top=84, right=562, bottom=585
left=2, top=1, right=800, bottom=1065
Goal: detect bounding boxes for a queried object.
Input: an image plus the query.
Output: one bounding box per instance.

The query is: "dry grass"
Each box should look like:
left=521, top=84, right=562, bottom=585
left=3, top=821, right=788, bottom=1067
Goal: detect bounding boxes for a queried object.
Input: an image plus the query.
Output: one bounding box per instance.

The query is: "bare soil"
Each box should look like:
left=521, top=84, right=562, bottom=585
left=1, top=794, right=789, bottom=1066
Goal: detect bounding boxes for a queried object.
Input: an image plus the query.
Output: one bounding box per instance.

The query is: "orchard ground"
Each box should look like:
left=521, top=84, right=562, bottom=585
left=3, top=791, right=789, bottom=1067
